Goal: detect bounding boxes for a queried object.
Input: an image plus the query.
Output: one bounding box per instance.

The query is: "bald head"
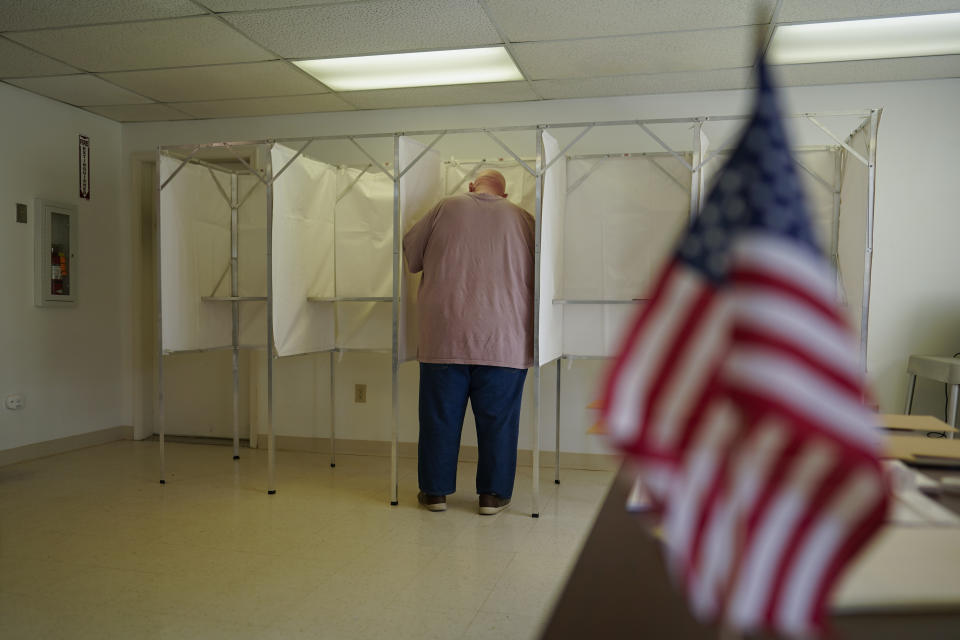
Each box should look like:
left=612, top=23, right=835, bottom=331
left=469, top=169, right=508, bottom=198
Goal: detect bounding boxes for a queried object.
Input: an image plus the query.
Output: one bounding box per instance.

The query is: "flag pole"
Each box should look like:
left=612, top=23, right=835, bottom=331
left=755, top=0, right=784, bottom=66
left=707, top=10, right=783, bottom=640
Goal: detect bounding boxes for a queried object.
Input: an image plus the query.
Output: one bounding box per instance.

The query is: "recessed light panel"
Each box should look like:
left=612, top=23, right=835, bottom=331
left=769, top=13, right=960, bottom=65
left=293, top=47, right=524, bottom=91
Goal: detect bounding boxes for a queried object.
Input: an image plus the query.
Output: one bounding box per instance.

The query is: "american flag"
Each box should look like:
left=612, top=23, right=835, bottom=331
left=600, top=59, right=889, bottom=637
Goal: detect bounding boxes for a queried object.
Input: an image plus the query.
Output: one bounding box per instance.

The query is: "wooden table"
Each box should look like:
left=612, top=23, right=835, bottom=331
left=540, top=464, right=960, bottom=640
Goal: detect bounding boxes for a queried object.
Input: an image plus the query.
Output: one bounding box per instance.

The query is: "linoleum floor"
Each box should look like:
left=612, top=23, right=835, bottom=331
left=0, top=440, right=615, bottom=639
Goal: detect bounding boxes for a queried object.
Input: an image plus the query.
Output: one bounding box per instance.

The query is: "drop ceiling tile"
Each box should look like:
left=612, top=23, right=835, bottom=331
left=513, top=29, right=755, bottom=80
left=485, top=0, right=776, bottom=41
left=197, top=0, right=343, bottom=9
left=344, top=81, right=539, bottom=110
left=0, top=37, right=78, bottom=77
left=174, top=93, right=354, bottom=118
left=6, top=74, right=153, bottom=106
left=778, top=0, right=960, bottom=23
left=532, top=68, right=752, bottom=99
left=0, top=0, right=203, bottom=31
left=224, top=0, right=501, bottom=58
left=6, top=17, right=275, bottom=72
left=85, top=103, right=193, bottom=122
left=101, top=61, right=327, bottom=102
left=773, top=55, right=960, bottom=87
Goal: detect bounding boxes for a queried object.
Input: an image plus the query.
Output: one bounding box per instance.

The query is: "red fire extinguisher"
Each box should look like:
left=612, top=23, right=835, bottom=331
left=51, top=247, right=63, bottom=295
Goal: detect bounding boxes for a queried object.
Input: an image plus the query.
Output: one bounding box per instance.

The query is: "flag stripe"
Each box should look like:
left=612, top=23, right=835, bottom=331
left=732, top=328, right=862, bottom=396
left=700, top=418, right=791, bottom=626
left=805, top=479, right=889, bottom=630
left=664, top=400, right=737, bottom=576
left=605, top=266, right=703, bottom=447
left=776, top=470, right=886, bottom=634
left=647, top=292, right=727, bottom=453
left=601, top=262, right=677, bottom=414
left=762, top=455, right=851, bottom=627
left=732, top=269, right=847, bottom=329
left=730, top=234, right=837, bottom=306
left=728, top=442, right=837, bottom=629
left=731, top=289, right=862, bottom=381
left=724, top=349, right=880, bottom=453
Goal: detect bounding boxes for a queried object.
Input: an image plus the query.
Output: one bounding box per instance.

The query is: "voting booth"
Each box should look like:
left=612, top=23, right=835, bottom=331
left=156, top=110, right=879, bottom=514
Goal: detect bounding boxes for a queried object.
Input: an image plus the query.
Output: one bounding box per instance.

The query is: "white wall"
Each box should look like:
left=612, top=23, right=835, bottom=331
left=0, top=83, right=127, bottom=451
left=118, top=76, right=960, bottom=455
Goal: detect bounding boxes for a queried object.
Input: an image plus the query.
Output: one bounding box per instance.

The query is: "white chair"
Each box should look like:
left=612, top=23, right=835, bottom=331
left=904, top=355, right=960, bottom=436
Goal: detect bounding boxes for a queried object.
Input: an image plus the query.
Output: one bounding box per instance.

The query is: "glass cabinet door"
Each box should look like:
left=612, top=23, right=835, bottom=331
left=35, top=200, right=77, bottom=306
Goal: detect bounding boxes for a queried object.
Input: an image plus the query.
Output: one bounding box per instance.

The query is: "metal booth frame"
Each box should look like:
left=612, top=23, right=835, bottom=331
left=549, top=109, right=881, bottom=484
left=155, top=109, right=879, bottom=517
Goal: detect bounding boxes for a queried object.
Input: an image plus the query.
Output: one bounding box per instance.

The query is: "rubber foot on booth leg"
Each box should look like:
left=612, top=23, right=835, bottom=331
left=268, top=490, right=276, bottom=495
left=390, top=501, right=399, bottom=506
left=555, top=480, right=560, bottom=484
left=330, top=463, right=336, bottom=468
left=233, top=455, right=240, bottom=460
left=160, top=479, right=165, bottom=485
left=532, top=513, right=540, bottom=518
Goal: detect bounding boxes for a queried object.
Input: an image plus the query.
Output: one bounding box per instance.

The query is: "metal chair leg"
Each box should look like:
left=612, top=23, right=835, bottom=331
left=948, top=384, right=959, bottom=439
left=904, top=373, right=917, bottom=414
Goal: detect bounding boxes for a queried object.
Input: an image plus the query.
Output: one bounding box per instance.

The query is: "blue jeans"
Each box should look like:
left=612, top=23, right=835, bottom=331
left=418, top=363, right=527, bottom=499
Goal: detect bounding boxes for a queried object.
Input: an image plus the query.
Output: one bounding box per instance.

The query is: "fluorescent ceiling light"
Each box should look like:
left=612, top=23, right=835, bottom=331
left=768, top=12, right=960, bottom=65
left=294, top=47, right=524, bottom=91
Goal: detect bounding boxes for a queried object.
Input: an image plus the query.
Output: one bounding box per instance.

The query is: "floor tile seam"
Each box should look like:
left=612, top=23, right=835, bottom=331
left=458, top=607, right=487, bottom=640
left=0, top=553, right=105, bottom=572
left=59, top=559, right=170, bottom=578
left=471, top=549, right=519, bottom=613
left=198, top=593, right=317, bottom=628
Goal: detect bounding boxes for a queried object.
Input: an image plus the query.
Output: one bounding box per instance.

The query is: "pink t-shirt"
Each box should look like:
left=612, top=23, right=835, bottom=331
left=403, top=192, right=534, bottom=369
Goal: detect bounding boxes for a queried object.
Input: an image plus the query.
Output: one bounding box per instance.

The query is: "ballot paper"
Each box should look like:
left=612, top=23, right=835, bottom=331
left=625, top=475, right=653, bottom=512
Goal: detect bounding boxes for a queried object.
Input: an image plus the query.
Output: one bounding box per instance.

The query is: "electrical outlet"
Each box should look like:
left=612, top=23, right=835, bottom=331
left=354, top=384, right=367, bottom=403
left=5, top=394, right=24, bottom=410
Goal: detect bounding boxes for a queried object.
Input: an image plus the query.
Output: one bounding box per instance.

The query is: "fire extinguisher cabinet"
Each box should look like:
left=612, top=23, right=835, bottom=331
left=35, top=199, right=77, bottom=307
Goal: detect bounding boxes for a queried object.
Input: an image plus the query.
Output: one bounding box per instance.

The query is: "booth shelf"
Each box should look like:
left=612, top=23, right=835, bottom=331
left=307, top=296, right=393, bottom=303
left=553, top=298, right=645, bottom=304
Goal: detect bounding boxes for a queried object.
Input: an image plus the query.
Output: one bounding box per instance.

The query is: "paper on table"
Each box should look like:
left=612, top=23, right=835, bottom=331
left=832, top=526, right=960, bottom=612
left=626, top=476, right=653, bottom=512
left=884, top=433, right=960, bottom=463
left=879, top=413, right=951, bottom=433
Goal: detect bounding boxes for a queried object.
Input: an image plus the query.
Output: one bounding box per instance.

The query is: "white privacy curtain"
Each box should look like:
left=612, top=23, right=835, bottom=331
left=270, top=144, right=337, bottom=357
left=561, top=154, right=690, bottom=357
left=237, top=173, right=268, bottom=347
left=160, top=155, right=232, bottom=352
left=444, top=161, right=537, bottom=214
left=335, top=166, right=395, bottom=350
left=792, top=149, right=839, bottom=263
left=700, top=147, right=838, bottom=258
left=838, top=130, right=870, bottom=347
left=537, top=132, right=565, bottom=366
left=398, top=137, right=443, bottom=363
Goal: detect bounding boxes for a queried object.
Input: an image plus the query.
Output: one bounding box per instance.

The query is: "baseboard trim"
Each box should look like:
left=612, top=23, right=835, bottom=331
left=271, top=435, right=620, bottom=471
left=0, top=426, right=133, bottom=468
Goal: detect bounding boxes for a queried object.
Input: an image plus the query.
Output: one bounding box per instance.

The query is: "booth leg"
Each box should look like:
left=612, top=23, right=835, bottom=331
left=330, top=351, right=336, bottom=468
left=555, top=359, right=561, bottom=485
left=232, top=344, right=240, bottom=460
left=532, top=365, right=541, bottom=518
